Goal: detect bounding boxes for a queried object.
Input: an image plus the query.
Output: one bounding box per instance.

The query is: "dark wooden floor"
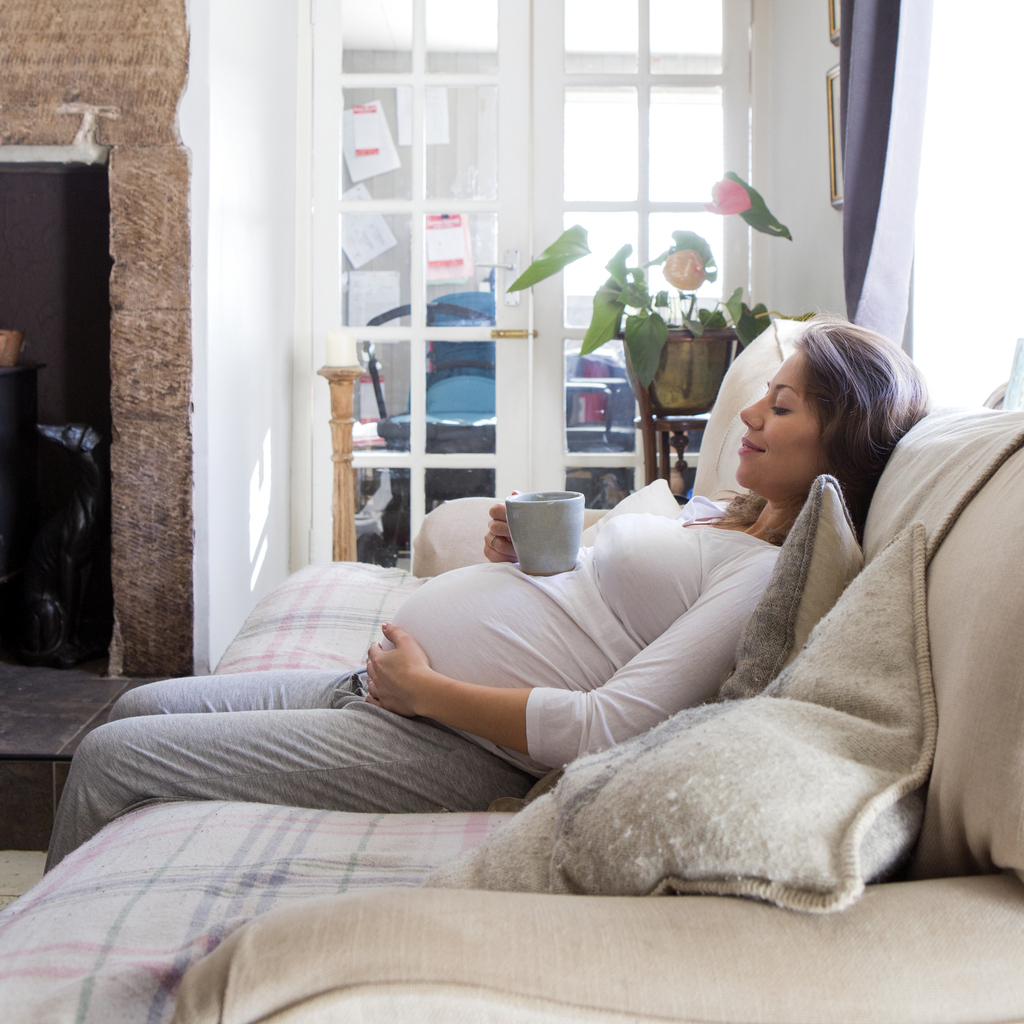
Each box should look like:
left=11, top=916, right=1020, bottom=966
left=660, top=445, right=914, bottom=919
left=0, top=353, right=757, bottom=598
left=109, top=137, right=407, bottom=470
left=0, top=650, right=152, bottom=850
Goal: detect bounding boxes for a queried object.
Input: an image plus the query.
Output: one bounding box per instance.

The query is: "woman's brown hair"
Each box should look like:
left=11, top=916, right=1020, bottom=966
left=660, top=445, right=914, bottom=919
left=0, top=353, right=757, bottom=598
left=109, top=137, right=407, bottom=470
left=718, top=316, right=930, bottom=542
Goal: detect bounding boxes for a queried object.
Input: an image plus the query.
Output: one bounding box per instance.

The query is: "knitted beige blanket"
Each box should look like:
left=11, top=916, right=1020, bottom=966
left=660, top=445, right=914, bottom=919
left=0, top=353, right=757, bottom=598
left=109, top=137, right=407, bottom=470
left=429, top=521, right=932, bottom=911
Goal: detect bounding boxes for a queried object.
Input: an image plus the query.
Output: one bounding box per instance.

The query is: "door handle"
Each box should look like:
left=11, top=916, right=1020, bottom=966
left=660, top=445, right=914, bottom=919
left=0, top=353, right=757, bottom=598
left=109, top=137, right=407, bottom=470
left=490, top=329, right=537, bottom=339
left=475, top=249, right=522, bottom=307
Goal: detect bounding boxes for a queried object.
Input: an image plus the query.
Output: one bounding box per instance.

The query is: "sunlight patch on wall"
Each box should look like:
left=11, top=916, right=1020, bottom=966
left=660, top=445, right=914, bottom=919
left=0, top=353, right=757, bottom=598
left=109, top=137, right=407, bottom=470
left=249, top=429, right=271, bottom=591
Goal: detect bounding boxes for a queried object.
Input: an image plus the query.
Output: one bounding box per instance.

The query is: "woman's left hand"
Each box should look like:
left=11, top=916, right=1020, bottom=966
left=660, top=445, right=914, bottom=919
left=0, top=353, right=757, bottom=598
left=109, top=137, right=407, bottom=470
left=365, top=622, right=434, bottom=718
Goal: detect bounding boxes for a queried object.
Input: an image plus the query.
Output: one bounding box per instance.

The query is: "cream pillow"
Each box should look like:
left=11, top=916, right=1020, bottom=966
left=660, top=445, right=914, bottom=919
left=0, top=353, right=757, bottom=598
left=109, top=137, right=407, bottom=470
left=578, top=478, right=681, bottom=546
left=412, top=496, right=496, bottom=577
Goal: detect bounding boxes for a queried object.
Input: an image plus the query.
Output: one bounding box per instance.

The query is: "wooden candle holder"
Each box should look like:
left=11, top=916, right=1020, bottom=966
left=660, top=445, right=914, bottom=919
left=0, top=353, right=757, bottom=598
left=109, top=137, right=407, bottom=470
left=318, top=365, right=362, bottom=562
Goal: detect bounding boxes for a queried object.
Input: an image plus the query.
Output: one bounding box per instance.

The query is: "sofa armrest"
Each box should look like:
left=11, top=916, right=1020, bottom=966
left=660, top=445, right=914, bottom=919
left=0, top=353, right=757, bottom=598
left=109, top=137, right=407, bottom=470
left=173, top=872, right=1024, bottom=1024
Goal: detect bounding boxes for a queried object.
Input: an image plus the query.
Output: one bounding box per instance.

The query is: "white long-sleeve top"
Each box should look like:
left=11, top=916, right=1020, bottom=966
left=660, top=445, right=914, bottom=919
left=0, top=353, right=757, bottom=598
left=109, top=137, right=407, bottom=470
left=392, top=505, right=779, bottom=775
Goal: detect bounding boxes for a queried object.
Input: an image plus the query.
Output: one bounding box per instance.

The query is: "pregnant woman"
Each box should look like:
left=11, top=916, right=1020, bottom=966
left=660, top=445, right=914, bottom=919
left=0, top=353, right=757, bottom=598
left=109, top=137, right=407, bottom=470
left=47, top=317, right=928, bottom=869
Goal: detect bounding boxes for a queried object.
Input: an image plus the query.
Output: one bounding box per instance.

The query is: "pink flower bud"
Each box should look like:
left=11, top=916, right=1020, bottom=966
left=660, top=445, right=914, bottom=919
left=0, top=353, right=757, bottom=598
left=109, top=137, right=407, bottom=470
left=704, top=178, right=752, bottom=216
left=662, top=249, right=707, bottom=292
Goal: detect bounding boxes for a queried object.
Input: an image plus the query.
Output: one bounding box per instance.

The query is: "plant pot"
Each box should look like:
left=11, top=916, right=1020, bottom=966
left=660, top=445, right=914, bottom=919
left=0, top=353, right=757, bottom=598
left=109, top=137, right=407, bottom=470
left=624, top=328, right=738, bottom=417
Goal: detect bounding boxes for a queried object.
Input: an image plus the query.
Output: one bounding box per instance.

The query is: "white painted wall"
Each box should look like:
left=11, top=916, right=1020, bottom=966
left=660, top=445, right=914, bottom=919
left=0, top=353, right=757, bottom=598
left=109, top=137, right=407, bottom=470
left=751, top=0, right=845, bottom=320
left=181, top=0, right=300, bottom=672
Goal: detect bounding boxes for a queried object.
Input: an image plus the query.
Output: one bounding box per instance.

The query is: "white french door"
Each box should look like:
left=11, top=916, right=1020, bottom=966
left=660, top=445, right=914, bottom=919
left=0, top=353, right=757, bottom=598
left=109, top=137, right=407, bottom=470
left=310, top=0, right=531, bottom=566
left=306, top=0, right=749, bottom=565
left=530, top=0, right=750, bottom=501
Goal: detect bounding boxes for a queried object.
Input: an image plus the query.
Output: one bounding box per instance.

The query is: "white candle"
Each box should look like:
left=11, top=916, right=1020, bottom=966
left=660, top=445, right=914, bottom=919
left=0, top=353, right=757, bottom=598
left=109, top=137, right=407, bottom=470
left=326, top=330, right=359, bottom=366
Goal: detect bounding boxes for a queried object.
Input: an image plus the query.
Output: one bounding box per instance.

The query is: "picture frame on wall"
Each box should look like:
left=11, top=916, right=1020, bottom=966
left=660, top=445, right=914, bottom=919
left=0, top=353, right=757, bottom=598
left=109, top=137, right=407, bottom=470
left=826, top=64, right=843, bottom=208
left=829, top=0, right=840, bottom=44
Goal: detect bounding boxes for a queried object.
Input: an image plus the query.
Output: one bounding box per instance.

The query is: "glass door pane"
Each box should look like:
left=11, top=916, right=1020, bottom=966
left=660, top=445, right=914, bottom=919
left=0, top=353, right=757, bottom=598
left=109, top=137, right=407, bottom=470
left=341, top=212, right=411, bottom=327
left=343, top=0, right=413, bottom=73
left=426, top=0, right=498, bottom=73
left=649, top=88, right=723, bottom=201
left=342, top=88, right=411, bottom=200
left=424, top=86, right=498, bottom=200
left=564, top=89, right=638, bottom=201
left=650, top=0, right=722, bottom=74
left=565, top=0, right=638, bottom=73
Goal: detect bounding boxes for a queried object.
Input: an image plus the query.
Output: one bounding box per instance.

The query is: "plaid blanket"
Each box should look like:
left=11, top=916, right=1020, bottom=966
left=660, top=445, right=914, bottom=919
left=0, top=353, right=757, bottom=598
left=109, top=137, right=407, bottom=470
left=216, top=562, right=426, bottom=674
left=0, top=801, right=509, bottom=1023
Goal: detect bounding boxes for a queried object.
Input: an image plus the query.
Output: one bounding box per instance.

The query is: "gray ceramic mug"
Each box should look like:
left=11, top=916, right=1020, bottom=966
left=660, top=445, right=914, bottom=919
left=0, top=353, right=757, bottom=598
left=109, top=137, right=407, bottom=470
left=504, top=491, right=585, bottom=576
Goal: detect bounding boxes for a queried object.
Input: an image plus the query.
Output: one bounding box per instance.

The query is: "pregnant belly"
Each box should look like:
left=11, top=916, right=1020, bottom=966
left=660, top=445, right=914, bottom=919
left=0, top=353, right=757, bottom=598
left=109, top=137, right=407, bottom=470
left=392, top=561, right=637, bottom=692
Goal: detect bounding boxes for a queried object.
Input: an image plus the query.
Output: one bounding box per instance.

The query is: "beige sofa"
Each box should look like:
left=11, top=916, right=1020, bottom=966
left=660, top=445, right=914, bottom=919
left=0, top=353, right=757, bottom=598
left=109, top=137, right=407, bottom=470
left=169, top=327, right=1024, bottom=1023
left=3, top=324, right=1022, bottom=1023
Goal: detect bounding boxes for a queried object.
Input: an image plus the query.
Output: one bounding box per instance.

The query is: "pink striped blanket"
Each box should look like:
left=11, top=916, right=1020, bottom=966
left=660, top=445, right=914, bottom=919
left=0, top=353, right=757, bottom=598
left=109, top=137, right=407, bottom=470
left=0, top=801, right=509, bottom=1023
left=215, top=561, right=426, bottom=674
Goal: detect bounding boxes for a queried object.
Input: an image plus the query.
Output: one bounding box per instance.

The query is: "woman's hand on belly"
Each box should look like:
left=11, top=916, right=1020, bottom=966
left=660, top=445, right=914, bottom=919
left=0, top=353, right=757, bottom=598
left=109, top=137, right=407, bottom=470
left=365, top=622, right=531, bottom=754
left=365, top=623, right=435, bottom=718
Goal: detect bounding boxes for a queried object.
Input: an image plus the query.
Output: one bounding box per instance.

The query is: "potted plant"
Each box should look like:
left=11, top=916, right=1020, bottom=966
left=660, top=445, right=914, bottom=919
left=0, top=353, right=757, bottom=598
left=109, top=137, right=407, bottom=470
left=508, top=173, right=802, bottom=415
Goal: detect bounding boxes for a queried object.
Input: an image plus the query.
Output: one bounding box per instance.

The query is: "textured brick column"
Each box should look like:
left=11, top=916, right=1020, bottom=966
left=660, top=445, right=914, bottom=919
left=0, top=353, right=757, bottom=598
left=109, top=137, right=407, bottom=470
left=0, top=1, right=194, bottom=676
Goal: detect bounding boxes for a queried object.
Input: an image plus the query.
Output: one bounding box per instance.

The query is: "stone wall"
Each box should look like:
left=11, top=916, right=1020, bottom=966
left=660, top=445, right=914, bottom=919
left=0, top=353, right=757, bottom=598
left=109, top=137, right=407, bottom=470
left=0, top=1, right=193, bottom=675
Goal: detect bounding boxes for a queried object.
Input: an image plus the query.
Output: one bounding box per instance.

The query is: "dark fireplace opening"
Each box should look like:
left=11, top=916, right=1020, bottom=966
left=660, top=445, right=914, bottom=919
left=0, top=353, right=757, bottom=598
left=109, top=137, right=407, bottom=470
left=0, top=162, right=114, bottom=667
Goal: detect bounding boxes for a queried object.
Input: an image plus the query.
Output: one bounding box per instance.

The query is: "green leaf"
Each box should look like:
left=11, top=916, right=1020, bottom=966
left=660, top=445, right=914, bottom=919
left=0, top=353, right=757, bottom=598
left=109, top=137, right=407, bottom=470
left=654, top=290, right=669, bottom=308
left=647, top=246, right=674, bottom=268
left=724, top=172, right=792, bottom=240
left=581, top=280, right=626, bottom=355
left=735, top=302, right=771, bottom=346
left=507, top=225, right=591, bottom=292
left=670, top=231, right=713, bottom=265
left=620, top=281, right=651, bottom=310
left=698, top=308, right=727, bottom=330
left=724, top=286, right=744, bottom=325
left=682, top=316, right=705, bottom=339
left=624, top=313, right=668, bottom=388
left=627, top=265, right=647, bottom=287
left=604, top=245, right=633, bottom=288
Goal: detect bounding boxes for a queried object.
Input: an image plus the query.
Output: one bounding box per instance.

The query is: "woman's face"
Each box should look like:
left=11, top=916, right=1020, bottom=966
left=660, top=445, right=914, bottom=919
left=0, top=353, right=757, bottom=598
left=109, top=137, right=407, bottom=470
left=735, top=353, right=825, bottom=507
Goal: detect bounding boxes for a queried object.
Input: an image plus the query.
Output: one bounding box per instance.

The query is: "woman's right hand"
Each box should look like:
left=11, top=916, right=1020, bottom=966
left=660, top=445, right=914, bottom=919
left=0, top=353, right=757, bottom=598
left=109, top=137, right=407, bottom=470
left=484, top=495, right=518, bottom=563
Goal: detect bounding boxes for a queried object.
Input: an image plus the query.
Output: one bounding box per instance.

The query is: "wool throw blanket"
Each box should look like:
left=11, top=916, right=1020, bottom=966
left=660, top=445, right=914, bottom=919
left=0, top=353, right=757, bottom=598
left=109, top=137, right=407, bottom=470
left=428, top=519, right=933, bottom=911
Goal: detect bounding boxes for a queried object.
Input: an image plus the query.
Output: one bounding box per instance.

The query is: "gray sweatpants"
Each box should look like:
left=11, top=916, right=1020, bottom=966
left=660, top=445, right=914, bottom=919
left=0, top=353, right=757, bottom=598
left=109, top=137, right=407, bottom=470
left=46, top=670, right=535, bottom=871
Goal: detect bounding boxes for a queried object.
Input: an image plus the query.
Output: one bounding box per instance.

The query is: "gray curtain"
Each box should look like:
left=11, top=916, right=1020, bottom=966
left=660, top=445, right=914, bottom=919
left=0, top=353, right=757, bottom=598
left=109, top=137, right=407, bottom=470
left=840, top=0, right=933, bottom=347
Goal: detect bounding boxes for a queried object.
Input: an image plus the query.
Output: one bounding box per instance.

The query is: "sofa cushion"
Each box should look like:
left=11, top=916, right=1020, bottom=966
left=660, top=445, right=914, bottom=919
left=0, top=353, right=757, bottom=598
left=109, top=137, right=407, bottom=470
left=428, top=519, right=934, bottom=910
left=692, top=317, right=804, bottom=500
left=859, top=408, right=1024, bottom=880
left=909, top=446, right=1024, bottom=881
left=577, top=478, right=681, bottom=545
left=0, top=801, right=509, bottom=1024
left=720, top=474, right=862, bottom=701
left=863, top=407, right=1024, bottom=561
left=173, top=874, right=1024, bottom=1024
left=411, top=495, right=496, bottom=577
left=216, top=562, right=425, bottom=673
